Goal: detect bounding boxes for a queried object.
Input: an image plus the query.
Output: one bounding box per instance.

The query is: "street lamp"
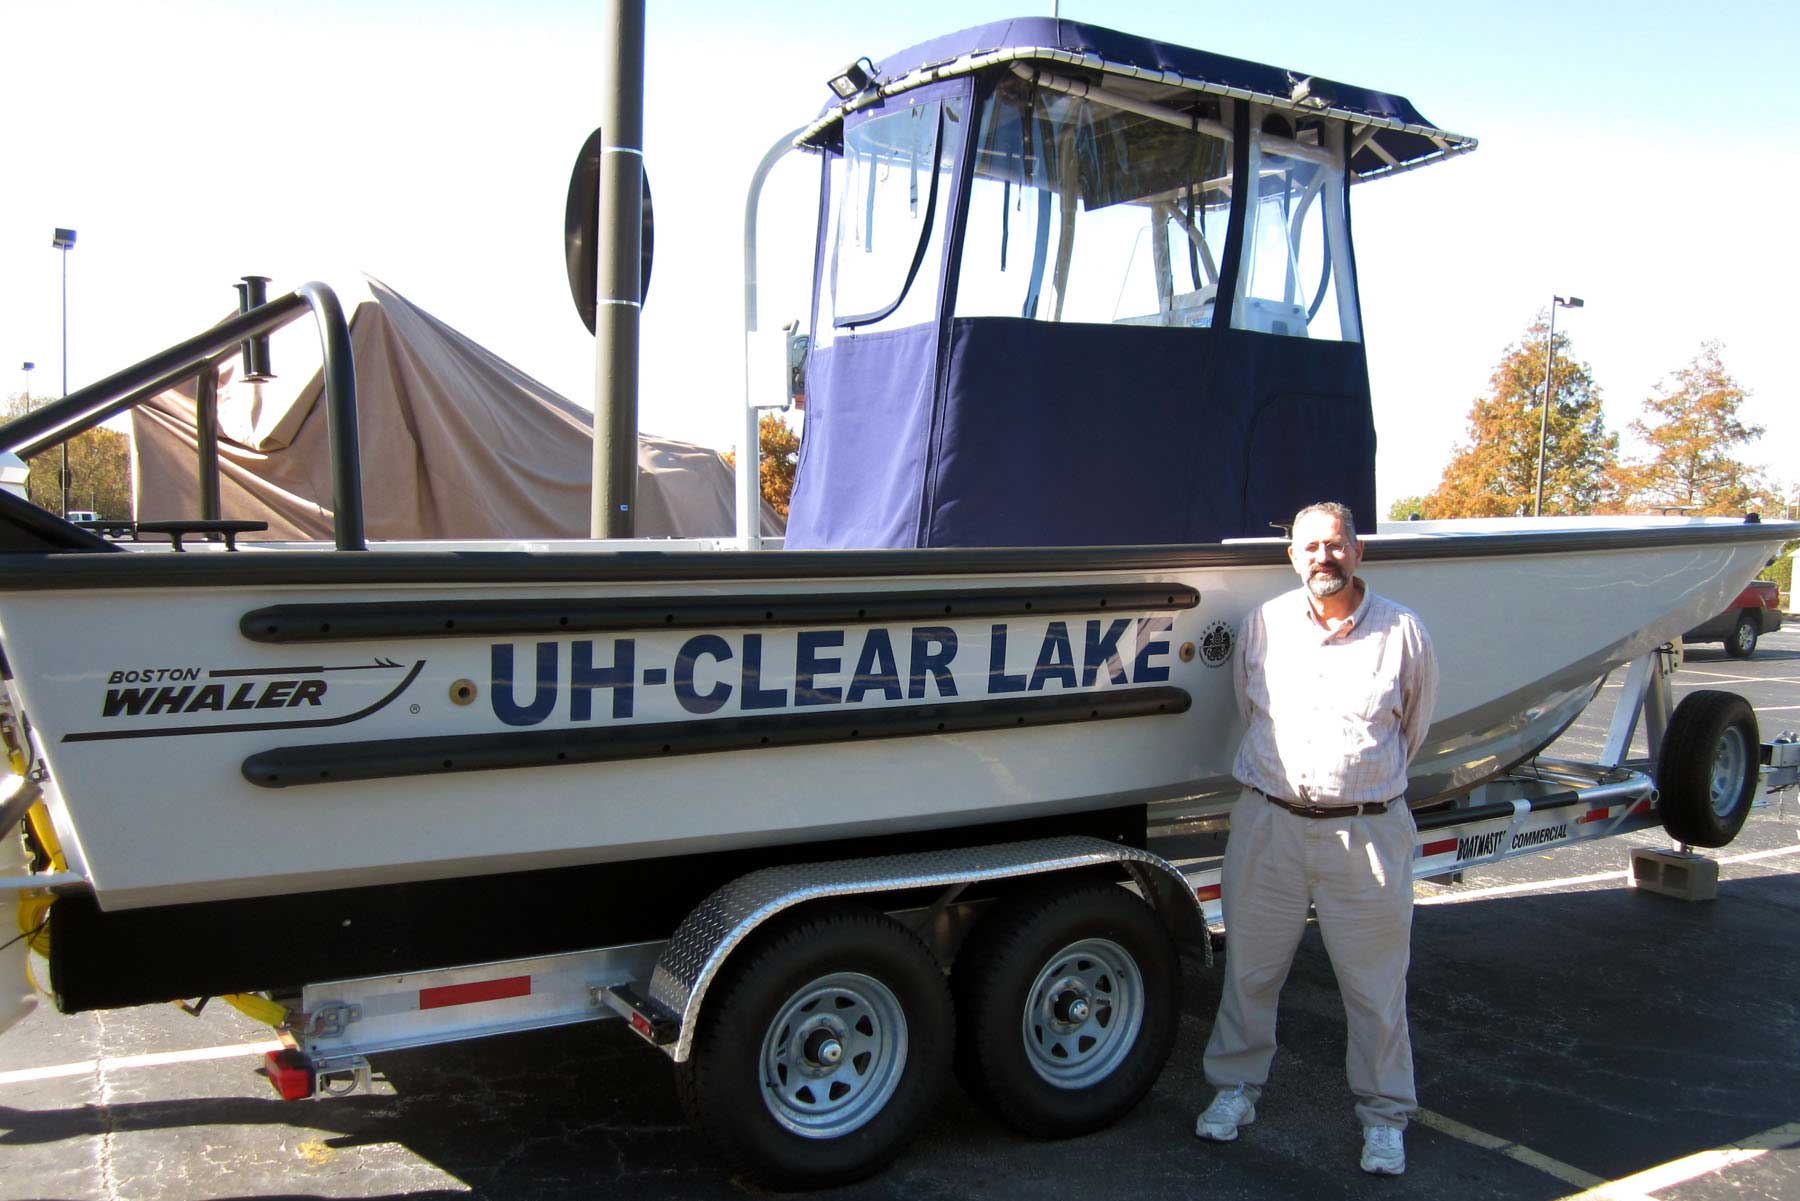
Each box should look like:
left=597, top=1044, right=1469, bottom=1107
left=52, top=227, right=76, bottom=518
left=19, top=362, right=36, bottom=506
left=1534, top=294, right=1584, bottom=517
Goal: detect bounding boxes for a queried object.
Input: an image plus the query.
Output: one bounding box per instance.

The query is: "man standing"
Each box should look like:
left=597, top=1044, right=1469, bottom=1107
left=1194, top=502, right=1438, bottom=1176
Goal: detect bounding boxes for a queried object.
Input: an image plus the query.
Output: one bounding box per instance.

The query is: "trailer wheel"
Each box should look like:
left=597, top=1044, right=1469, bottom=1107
left=674, top=904, right=952, bottom=1190
left=952, top=880, right=1178, bottom=1137
left=1657, top=690, right=1759, bottom=848
left=1725, top=612, right=1759, bottom=659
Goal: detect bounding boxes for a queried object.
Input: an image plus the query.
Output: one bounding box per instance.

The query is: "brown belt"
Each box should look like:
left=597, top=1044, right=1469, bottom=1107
left=1252, top=786, right=1394, bottom=819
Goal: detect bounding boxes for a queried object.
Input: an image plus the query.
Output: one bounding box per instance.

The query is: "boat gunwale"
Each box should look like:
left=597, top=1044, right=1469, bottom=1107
left=0, top=521, right=1791, bottom=592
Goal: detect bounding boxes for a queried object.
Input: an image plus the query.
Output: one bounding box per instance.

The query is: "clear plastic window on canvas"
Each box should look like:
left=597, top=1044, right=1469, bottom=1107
left=823, top=94, right=967, bottom=335
left=956, top=76, right=1231, bottom=327
left=1233, top=113, right=1360, bottom=341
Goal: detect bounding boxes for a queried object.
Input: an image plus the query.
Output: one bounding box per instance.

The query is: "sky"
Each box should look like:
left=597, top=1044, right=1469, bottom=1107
left=2, top=0, right=1795, bottom=516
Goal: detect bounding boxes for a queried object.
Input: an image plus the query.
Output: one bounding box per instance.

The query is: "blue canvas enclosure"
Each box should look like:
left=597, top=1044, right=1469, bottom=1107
left=787, top=321, right=1376, bottom=549
left=783, top=18, right=1468, bottom=549
left=787, top=324, right=941, bottom=549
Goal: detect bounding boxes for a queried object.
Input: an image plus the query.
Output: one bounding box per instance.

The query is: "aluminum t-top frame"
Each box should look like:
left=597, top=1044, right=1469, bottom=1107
left=797, top=44, right=1476, bottom=185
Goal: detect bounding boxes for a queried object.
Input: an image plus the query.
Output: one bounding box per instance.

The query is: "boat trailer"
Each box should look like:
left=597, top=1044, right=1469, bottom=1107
left=242, top=643, right=1791, bottom=1132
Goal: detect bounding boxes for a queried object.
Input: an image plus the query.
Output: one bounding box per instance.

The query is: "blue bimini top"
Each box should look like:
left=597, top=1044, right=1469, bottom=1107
left=798, top=16, right=1473, bottom=180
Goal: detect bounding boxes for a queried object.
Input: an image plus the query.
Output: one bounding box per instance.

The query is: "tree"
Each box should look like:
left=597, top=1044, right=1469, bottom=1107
left=1609, top=343, right=1772, bottom=516
left=1, top=393, right=133, bottom=519
left=722, top=412, right=802, bottom=518
left=1386, top=495, right=1425, bottom=522
left=1422, top=315, right=1618, bottom=517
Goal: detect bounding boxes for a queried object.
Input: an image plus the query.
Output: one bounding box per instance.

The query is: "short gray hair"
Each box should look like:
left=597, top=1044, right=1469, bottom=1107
left=1292, top=501, right=1358, bottom=543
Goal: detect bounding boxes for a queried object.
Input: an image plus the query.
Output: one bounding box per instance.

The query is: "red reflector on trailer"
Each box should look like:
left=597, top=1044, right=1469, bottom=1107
left=1195, top=884, right=1222, bottom=902
left=1630, top=799, right=1652, bottom=815
left=629, top=1011, right=654, bottom=1039
left=1421, top=838, right=1458, bottom=857
left=264, top=1049, right=314, bottom=1100
left=419, top=975, right=532, bottom=1010
left=1578, top=807, right=1610, bottom=824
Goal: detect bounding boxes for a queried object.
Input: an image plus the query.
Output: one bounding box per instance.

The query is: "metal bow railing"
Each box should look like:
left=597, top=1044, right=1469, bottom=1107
left=0, top=282, right=365, bottom=551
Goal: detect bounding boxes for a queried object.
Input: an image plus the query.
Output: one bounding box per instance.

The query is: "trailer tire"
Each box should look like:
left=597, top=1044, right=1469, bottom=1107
left=952, top=879, right=1178, bottom=1138
left=1725, top=612, right=1759, bottom=659
left=674, top=904, right=952, bottom=1190
left=1656, top=690, right=1759, bottom=848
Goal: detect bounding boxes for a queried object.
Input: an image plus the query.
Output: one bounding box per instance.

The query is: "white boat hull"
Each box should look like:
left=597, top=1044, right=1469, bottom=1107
left=0, top=518, right=1785, bottom=909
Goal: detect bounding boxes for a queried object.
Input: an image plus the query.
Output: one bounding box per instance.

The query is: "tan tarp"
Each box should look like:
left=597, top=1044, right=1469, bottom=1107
left=131, top=280, right=781, bottom=541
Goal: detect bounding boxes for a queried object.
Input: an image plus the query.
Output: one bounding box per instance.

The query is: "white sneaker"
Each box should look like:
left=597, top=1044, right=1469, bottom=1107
left=1195, top=1085, right=1256, bottom=1141
left=1361, top=1124, right=1405, bottom=1175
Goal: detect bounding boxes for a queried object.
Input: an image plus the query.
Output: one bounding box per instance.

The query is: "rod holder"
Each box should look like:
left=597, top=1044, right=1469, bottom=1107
left=237, top=275, right=274, bottom=381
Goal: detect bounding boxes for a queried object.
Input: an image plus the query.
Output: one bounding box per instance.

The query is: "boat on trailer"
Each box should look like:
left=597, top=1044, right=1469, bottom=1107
left=0, top=15, right=1794, bottom=1188
left=0, top=515, right=1779, bottom=917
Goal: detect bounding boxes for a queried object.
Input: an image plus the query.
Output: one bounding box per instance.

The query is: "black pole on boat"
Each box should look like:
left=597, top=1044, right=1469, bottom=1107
left=590, top=0, right=645, bottom=538
left=195, top=366, right=221, bottom=522
left=238, top=275, right=274, bottom=382
left=298, top=282, right=366, bottom=552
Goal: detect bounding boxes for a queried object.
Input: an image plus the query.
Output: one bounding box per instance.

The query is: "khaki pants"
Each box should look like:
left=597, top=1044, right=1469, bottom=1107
left=1202, top=787, right=1417, bottom=1129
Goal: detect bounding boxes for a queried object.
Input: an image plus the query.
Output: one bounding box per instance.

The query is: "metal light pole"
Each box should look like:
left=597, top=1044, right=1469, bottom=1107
left=52, top=228, right=77, bottom=517
left=1533, top=294, right=1583, bottom=517
left=590, top=0, right=645, bottom=538
left=20, top=361, right=35, bottom=505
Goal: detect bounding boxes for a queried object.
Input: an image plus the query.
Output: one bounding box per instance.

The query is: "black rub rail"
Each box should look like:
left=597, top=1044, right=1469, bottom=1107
left=242, top=686, right=1191, bottom=788
left=240, top=583, right=1202, bottom=643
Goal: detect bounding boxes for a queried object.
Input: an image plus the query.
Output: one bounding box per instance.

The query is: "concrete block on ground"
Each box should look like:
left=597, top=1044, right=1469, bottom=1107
left=1630, top=847, right=1719, bottom=901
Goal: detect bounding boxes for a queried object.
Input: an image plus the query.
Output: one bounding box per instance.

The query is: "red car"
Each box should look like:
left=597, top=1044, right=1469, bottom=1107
left=1685, top=580, right=1784, bottom=658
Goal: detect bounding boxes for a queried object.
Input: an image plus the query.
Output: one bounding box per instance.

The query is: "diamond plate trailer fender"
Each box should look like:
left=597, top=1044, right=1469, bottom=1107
left=618, top=835, right=1208, bottom=1062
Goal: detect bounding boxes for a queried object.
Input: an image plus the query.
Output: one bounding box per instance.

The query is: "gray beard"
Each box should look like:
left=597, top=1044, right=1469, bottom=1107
left=1307, top=571, right=1348, bottom=599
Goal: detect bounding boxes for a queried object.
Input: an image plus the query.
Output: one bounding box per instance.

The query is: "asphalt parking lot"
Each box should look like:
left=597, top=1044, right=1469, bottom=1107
left=4, top=627, right=1797, bottom=1200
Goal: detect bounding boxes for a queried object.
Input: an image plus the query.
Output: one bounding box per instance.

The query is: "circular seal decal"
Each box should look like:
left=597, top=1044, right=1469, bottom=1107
left=1198, top=619, right=1235, bottom=668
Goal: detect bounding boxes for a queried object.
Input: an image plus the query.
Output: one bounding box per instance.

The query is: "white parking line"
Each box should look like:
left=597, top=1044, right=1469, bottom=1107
left=1417, top=870, right=1629, bottom=904
left=1558, top=1120, right=1800, bottom=1200
left=1415, top=1108, right=1611, bottom=1192
left=0, top=1038, right=284, bottom=1087
left=1416, top=842, right=1800, bottom=906
left=1419, top=1111, right=1800, bottom=1201
left=1718, top=843, right=1800, bottom=864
